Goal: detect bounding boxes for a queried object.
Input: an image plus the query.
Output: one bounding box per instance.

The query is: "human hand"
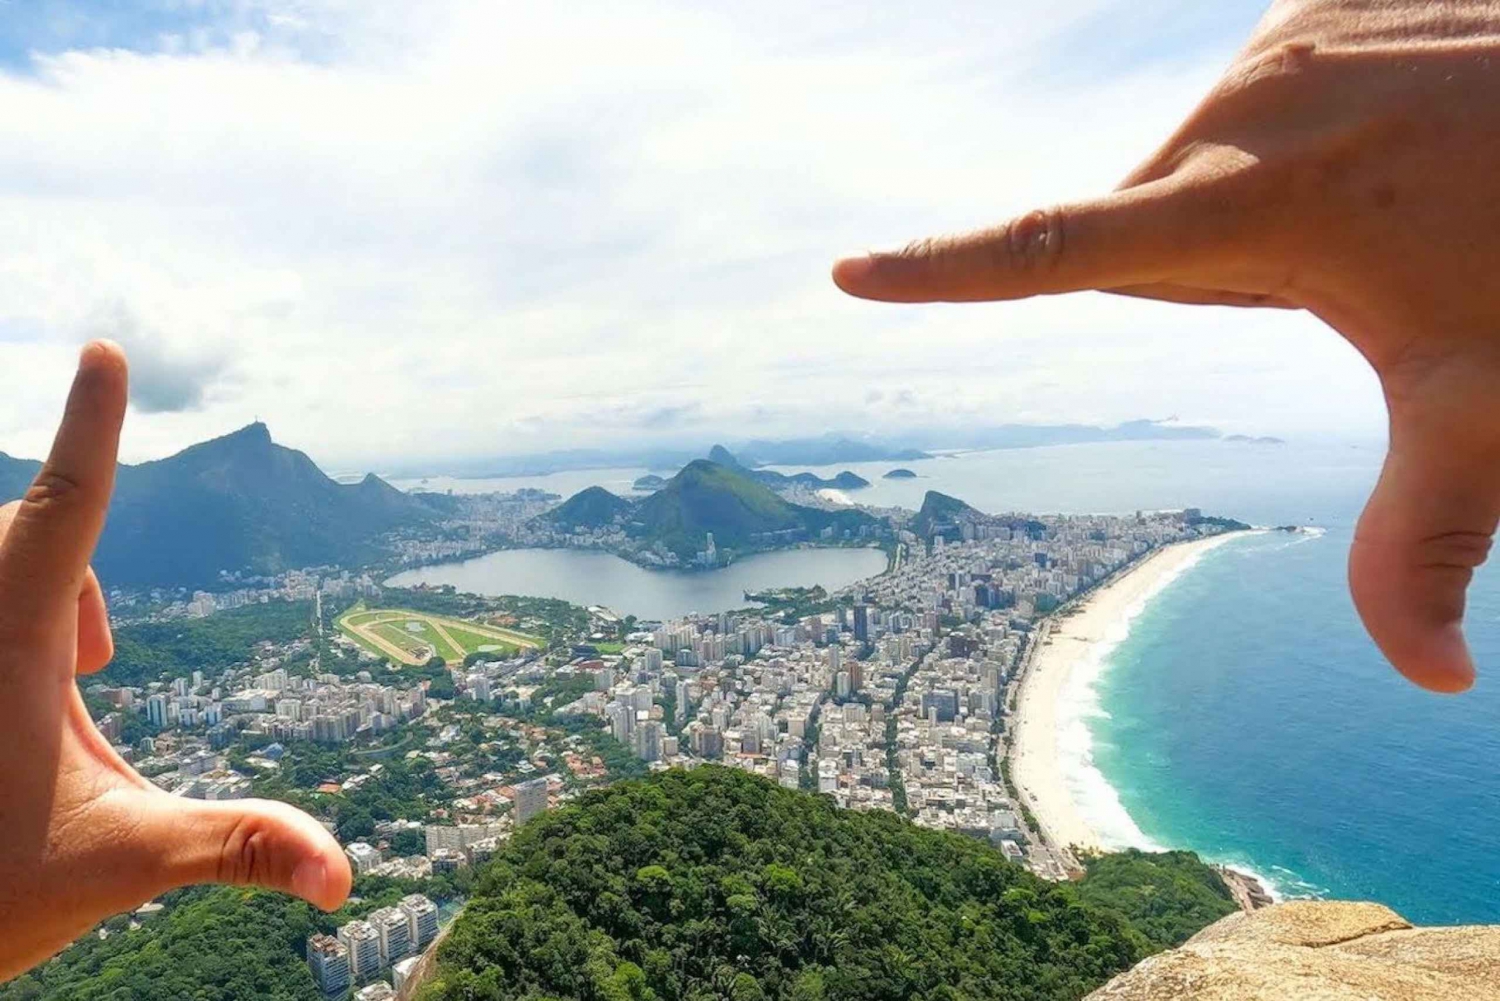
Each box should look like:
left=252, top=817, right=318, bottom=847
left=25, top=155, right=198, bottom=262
left=832, top=0, right=1500, bottom=694
left=0, top=342, right=351, bottom=983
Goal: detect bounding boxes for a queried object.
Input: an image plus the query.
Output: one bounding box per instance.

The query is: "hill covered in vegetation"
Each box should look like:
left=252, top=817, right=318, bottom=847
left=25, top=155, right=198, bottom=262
left=0, top=423, right=454, bottom=587
left=0, top=886, right=324, bottom=1001
left=418, top=767, right=1236, bottom=1001
left=630, top=460, right=876, bottom=562
left=539, top=485, right=636, bottom=531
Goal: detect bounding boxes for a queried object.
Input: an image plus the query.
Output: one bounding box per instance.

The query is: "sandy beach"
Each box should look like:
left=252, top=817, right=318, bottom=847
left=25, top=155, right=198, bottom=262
left=1010, top=532, right=1248, bottom=856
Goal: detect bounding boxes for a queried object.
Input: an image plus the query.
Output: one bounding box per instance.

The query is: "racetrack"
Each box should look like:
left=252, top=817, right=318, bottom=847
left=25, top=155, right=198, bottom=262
left=337, top=607, right=542, bottom=666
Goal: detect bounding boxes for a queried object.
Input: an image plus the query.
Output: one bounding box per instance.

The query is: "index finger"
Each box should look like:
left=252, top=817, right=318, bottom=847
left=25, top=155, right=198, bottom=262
left=830, top=176, right=1253, bottom=304
left=0, top=341, right=128, bottom=618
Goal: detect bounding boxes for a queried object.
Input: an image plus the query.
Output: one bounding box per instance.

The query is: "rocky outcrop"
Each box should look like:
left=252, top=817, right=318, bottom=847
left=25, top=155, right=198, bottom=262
left=1087, top=901, right=1500, bottom=1000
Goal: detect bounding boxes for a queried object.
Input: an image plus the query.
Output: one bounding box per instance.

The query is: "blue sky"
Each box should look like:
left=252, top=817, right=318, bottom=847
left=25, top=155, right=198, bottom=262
left=0, top=1, right=1385, bottom=471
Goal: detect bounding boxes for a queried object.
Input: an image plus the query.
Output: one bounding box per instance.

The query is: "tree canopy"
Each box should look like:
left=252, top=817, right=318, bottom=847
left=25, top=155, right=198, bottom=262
left=418, top=767, right=1231, bottom=1001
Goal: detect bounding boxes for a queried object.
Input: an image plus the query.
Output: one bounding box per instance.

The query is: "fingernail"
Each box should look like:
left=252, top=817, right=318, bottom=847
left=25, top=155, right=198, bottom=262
left=832, top=256, right=877, bottom=285
left=292, top=858, right=328, bottom=907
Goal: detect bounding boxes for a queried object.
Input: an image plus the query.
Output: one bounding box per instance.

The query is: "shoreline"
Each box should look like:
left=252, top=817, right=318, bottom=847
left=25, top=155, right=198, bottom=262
left=1008, top=532, right=1252, bottom=863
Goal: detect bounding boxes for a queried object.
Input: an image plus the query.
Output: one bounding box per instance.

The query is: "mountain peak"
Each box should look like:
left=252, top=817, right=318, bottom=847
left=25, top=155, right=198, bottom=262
left=682, top=457, right=725, bottom=477
left=706, top=445, right=742, bottom=468
left=228, top=421, right=273, bottom=445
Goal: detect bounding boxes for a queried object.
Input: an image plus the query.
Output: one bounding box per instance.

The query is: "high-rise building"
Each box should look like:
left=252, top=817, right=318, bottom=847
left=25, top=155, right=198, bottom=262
left=468, top=674, right=492, bottom=702
left=337, top=920, right=382, bottom=983
left=307, top=934, right=351, bottom=996
left=97, top=713, right=121, bottom=743
left=607, top=701, right=633, bottom=742
left=514, top=777, right=549, bottom=823
left=399, top=894, right=440, bottom=951
left=345, top=842, right=383, bottom=875
left=633, top=720, right=664, bottom=762
left=921, top=689, right=960, bottom=723
left=367, top=906, right=412, bottom=965
left=392, top=956, right=421, bottom=993
left=853, top=604, right=870, bottom=643
left=146, top=693, right=169, bottom=729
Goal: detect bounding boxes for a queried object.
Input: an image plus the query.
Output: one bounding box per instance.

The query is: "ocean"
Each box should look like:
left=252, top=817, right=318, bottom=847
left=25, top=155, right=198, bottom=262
left=869, top=439, right=1500, bottom=927
left=413, top=437, right=1500, bottom=925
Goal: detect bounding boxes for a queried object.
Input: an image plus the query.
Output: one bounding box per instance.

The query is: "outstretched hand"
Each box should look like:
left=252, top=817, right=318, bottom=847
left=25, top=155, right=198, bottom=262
left=0, top=342, right=351, bottom=983
left=833, top=0, right=1500, bottom=694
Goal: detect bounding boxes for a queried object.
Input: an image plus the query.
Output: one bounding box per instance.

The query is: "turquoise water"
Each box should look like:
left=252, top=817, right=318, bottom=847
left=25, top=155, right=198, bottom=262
left=781, top=438, right=1500, bottom=925
left=409, top=438, right=1500, bottom=922
left=1090, top=527, right=1500, bottom=925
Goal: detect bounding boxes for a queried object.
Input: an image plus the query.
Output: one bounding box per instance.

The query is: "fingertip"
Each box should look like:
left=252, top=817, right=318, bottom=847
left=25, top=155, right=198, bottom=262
left=1397, top=624, right=1475, bottom=694
left=81, top=338, right=127, bottom=368
left=831, top=255, right=878, bottom=297
left=294, top=852, right=353, bottom=912
left=75, top=340, right=129, bottom=401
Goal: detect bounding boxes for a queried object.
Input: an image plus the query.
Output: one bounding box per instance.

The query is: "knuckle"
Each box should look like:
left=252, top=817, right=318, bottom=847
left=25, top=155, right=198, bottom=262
left=1000, top=209, right=1066, bottom=275
left=217, top=814, right=273, bottom=887
left=23, top=469, right=89, bottom=513
left=1416, top=531, right=1493, bottom=573
left=1225, top=41, right=1322, bottom=97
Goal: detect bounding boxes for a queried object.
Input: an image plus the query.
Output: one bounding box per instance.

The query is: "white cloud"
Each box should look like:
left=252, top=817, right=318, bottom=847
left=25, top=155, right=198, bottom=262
left=0, top=0, right=1386, bottom=470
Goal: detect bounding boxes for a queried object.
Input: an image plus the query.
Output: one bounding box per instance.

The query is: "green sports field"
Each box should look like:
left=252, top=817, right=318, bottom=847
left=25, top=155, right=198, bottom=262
left=336, top=606, right=543, bottom=666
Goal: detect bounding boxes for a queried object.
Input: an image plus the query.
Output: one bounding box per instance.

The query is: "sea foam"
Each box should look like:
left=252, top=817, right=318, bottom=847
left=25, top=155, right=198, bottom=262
left=1053, top=533, right=1289, bottom=900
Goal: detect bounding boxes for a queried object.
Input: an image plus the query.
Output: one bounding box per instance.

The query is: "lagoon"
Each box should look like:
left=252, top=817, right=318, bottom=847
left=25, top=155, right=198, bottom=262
left=384, top=545, right=888, bottom=621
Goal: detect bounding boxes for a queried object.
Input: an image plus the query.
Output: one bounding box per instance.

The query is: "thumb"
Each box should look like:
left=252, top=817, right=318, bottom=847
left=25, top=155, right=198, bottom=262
left=147, top=796, right=352, bottom=911
left=1349, top=399, right=1500, bottom=693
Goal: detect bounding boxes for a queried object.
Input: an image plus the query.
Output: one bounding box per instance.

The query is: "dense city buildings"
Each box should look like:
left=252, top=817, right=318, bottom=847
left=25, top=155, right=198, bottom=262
left=85, top=506, right=1236, bottom=1000
left=306, top=934, right=351, bottom=996
left=537, top=509, right=1229, bottom=878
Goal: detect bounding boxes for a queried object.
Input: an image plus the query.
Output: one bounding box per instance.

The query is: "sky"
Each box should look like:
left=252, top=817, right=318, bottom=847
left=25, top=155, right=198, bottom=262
left=0, top=0, right=1389, bottom=473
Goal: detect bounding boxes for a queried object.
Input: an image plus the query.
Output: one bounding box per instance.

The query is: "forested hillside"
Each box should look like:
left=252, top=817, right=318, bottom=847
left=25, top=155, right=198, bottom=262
left=0, top=887, right=323, bottom=1001
left=0, top=769, right=1234, bottom=1001
left=0, top=423, right=453, bottom=587
left=418, top=767, right=1234, bottom=1001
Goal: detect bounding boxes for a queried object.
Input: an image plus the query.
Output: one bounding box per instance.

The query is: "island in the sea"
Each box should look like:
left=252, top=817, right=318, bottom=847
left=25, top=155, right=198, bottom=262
left=884, top=467, right=918, bottom=479
left=632, top=473, right=667, bottom=491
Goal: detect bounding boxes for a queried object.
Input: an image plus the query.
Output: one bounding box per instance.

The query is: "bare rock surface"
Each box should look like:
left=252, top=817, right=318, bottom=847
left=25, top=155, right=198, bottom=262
left=1086, top=901, right=1500, bottom=1001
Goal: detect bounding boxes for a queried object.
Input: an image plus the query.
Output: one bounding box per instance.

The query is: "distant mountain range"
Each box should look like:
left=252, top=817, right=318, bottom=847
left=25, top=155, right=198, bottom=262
left=0, top=423, right=451, bottom=587
left=380, top=420, right=1234, bottom=480
left=706, top=445, right=870, bottom=491
left=535, top=457, right=880, bottom=564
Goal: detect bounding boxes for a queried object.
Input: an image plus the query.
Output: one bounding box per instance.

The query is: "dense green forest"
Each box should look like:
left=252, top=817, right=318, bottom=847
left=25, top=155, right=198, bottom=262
left=0, top=771, right=1235, bottom=1001
left=103, top=600, right=316, bottom=687
left=1070, top=850, right=1237, bottom=950
left=418, top=767, right=1233, bottom=1001
left=0, top=887, right=324, bottom=1001
left=0, top=872, right=471, bottom=1001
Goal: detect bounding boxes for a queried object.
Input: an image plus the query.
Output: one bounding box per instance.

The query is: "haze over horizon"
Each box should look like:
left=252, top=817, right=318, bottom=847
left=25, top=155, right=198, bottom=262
left=0, top=0, right=1385, bottom=470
